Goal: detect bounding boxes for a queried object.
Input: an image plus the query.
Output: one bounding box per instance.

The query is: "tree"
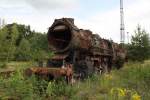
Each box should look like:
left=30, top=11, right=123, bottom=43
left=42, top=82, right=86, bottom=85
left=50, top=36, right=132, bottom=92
left=29, top=33, right=53, bottom=66
left=0, top=26, right=16, bottom=61
left=0, top=22, right=53, bottom=63
left=11, top=23, right=19, bottom=43
left=127, top=25, right=150, bottom=61
left=0, top=27, right=8, bottom=61
left=15, top=38, right=31, bottom=61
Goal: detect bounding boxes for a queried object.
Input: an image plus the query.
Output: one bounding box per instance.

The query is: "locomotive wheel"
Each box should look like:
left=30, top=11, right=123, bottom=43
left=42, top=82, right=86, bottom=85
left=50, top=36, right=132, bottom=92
left=101, top=60, right=109, bottom=74
left=80, top=70, right=88, bottom=79
left=115, top=57, right=124, bottom=69
left=94, top=67, right=99, bottom=74
left=104, top=63, right=108, bottom=73
left=94, top=66, right=103, bottom=75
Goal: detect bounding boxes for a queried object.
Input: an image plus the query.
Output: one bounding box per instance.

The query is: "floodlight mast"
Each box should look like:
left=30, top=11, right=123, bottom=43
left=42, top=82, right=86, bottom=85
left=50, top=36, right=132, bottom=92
left=120, top=0, right=125, bottom=45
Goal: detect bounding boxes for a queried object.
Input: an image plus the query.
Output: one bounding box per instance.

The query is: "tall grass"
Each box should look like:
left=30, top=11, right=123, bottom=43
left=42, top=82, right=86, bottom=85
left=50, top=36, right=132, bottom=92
left=0, top=69, right=77, bottom=100
left=70, top=61, right=150, bottom=100
left=0, top=61, right=150, bottom=100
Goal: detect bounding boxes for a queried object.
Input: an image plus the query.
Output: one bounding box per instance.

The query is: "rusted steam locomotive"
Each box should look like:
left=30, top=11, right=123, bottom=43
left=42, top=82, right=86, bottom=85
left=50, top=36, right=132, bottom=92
left=46, top=18, right=126, bottom=79
left=25, top=18, right=126, bottom=81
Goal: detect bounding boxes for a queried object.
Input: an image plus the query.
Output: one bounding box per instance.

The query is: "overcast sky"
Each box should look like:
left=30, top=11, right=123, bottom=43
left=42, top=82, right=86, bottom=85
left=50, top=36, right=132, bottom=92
left=0, top=0, right=150, bottom=42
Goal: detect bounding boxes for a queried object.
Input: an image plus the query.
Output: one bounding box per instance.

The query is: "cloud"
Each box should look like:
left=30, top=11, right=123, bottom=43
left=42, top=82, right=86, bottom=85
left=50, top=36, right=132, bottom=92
left=0, top=0, right=33, bottom=15
left=0, top=0, right=79, bottom=12
left=0, top=0, right=27, bottom=7
left=25, top=0, right=79, bottom=11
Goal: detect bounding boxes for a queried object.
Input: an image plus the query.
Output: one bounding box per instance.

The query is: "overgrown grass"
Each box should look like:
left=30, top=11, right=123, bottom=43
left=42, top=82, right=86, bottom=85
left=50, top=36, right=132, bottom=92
left=70, top=61, right=150, bottom=100
left=0, top=61, right=150, bottom=100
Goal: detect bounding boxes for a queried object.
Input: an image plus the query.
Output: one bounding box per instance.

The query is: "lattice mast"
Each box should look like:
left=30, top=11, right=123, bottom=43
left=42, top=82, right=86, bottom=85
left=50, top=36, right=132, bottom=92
left=120, top=0, right=125, bottom=44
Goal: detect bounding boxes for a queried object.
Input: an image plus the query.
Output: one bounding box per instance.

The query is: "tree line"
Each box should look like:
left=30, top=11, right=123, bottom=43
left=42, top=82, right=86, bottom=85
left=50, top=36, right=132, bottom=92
left=0, top=23, right=52, bottom=64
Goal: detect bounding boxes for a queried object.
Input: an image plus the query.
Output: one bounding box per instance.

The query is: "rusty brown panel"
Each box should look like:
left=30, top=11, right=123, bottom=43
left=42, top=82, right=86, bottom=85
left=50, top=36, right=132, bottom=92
left=71, top=29, right=92, bottom=50
left=24, top=66, right=73, bottom=80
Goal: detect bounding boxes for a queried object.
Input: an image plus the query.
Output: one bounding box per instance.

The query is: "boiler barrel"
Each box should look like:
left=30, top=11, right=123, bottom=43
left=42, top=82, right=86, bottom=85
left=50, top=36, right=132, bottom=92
left=47, top=18, right=92, bottom=52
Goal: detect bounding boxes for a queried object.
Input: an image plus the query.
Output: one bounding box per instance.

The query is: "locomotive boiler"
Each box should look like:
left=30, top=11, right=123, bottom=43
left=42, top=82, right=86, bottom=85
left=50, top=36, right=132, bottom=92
left=46, top=18, right=126, bottom=79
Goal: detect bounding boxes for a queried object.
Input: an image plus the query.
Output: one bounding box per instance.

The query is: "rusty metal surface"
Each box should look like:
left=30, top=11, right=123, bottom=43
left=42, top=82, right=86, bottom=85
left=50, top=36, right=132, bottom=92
left=25, top=65, right=73, bottom=83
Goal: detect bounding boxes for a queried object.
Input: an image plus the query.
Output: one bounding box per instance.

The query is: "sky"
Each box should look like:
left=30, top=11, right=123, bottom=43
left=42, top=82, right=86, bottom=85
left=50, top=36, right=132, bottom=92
left=0, top=0, right=150, bottom=43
